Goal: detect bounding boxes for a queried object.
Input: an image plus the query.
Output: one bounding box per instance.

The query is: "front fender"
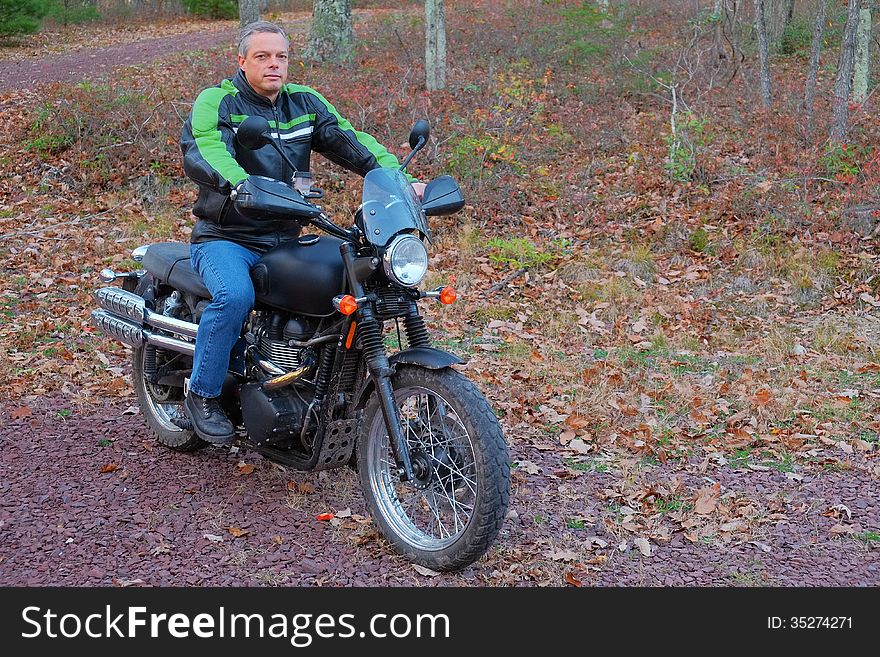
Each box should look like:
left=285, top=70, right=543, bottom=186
left=353, top=347, right=462, bottom=412
left=389, top=346, right=462, bottom=369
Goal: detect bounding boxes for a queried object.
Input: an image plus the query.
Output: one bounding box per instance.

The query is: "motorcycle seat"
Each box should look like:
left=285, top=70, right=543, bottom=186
left=142, top=242, right=211, bottom=299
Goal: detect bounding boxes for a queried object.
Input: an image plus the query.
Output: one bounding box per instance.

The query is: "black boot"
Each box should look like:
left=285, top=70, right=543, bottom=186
left=184, top=392, right=235, bottom=445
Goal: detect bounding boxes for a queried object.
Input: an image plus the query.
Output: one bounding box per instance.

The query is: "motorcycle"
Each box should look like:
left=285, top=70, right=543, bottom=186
left=91, top=117, right=510, bottom=572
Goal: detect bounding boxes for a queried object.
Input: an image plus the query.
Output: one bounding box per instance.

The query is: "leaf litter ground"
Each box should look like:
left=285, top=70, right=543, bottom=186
left=0, top=1, right=877, bottom=586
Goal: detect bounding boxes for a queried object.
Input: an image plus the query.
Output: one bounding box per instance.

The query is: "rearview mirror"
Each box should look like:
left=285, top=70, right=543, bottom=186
left=408, top=120, right=430, bottom=149
left=236, top=115, right=272, bottom=150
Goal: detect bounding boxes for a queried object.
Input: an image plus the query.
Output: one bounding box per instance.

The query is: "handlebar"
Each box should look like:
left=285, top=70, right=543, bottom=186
left=309, top=212, right=360, bottom=242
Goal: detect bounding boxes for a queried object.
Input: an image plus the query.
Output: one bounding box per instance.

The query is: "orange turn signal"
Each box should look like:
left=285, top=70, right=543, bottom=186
left=439, top=286, right=457, bottom=304
left=337, top=295, right=359, bottom=315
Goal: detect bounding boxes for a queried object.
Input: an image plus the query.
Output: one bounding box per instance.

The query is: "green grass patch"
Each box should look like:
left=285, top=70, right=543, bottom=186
left=855, top=531, right=880, bottom=545
left=728, top=448, right=752, bottom=470
left=563, top=457, right=608, bottom=473
left=654, top=496, right=692, bottom=514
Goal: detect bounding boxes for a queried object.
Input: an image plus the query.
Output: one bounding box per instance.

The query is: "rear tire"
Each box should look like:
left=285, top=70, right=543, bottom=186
left=130, top=275, right=204, bottom=452
left=357, top=366, right=510, bottom=571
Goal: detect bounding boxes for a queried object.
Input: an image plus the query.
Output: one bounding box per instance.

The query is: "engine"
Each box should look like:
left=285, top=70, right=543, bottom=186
left=252, top=312, right=315, bottom=372
left=242, top=311, right=320, bottom=448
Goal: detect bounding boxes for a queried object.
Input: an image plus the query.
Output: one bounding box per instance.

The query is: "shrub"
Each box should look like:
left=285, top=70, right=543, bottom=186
left=24, top=79, right=181, bottom=187
left=0, top=0, right=46, bottom=39
left=778, top=16, right=812, bottom=56
left=532, top=2, right=630, bottom=69
left=664, top=111, right=712, bottom=182
left=180, top=0, right=238, bottom=20
left=44, top=0, right=100, bottom=26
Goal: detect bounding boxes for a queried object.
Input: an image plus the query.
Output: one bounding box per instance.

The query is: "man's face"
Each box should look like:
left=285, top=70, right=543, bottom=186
left=238, top=31, right=289, bottom=101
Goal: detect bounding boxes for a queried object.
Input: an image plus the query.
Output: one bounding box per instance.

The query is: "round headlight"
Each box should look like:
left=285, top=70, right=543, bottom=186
left=383, top=234, right=429, bottom=287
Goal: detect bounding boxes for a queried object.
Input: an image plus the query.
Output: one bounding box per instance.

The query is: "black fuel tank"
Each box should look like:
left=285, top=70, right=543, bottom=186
left=251, top=235, right=345, bottom=316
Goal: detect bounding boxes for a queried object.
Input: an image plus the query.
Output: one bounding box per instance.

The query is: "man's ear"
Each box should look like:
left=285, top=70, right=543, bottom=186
left=237, top=54, right=246, bottom=69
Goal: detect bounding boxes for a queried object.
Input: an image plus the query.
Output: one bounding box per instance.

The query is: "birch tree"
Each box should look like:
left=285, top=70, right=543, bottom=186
left=425, top=0, right=447, bottom=91
left=852, top=0, right=872, bottom=104
left=802, top=0, right=827, bottom=125
left=754, top=0, right=772, bottom=107
left=304, top=0, right=353, bottom=63
left=239, top=0, right=260, bottom=27
left=829, top=0, right=862, bottom=142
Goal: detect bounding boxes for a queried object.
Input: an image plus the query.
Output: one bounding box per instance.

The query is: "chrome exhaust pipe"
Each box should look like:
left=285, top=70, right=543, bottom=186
left=91, top=310, right=144, bottom=349
left=145, top=333, right=195, bottom=357
left=95, top=287, right=198, bottom=339
left=90, top=310, right=195, bottom=356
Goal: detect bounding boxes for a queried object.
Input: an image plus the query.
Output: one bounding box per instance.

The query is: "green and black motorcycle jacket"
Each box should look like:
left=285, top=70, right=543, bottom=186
left=180, top=69, right=406, bottom=253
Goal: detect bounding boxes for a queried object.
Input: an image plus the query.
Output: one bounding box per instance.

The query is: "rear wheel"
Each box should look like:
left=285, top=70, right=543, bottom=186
left=130, top=275, right=204, bottom=451
left=357, top=366, right=510, bottom=571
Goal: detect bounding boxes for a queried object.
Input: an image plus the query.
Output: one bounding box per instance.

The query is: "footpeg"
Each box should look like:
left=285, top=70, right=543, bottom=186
left=171, top=417, right=194, bottom=430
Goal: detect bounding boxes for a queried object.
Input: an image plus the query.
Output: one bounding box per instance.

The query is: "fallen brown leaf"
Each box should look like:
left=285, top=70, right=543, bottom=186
left=99, top=463, right=119, bottom=474
left=10, top=406, right=32, bottom=420
left=564, top=572, right=583, bottom=587
left=413, top=564, right=441, bottom=577
left=694, top=483, right=721, bottom=515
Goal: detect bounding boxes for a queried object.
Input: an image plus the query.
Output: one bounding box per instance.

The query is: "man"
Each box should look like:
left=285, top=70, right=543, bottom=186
left=179, top=20, right=424, bottom=445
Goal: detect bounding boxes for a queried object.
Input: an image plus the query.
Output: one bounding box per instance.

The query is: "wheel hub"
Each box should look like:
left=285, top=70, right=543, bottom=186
left=409, top=449, right=433, bottom=490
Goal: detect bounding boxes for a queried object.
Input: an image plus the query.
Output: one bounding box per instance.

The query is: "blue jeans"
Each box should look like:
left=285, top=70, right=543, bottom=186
left=189, top=240, right=262, bottom=398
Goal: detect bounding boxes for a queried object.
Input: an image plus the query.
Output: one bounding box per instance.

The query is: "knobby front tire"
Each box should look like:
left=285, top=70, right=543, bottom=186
left=357, top=366, right=510, bottom=571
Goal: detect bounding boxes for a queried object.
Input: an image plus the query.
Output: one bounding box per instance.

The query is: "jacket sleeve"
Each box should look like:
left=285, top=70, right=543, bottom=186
left=306, top=88, right=417, bottom=181
left=180, top=86, right=249, bottom=193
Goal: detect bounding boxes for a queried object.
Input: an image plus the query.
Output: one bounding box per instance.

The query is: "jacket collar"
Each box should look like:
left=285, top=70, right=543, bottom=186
left=232, top=69, right=278, bottom=107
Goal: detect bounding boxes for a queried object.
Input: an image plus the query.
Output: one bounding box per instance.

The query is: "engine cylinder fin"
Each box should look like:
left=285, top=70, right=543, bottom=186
left=257, top=335, right=303, bottom=371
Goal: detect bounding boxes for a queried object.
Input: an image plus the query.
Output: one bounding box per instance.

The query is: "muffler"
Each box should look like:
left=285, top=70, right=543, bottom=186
left=90, top=310, right=196, bottom=356
left=95, top=287, right=198, bottom=339
left=90, top=309, right=144, bottom=349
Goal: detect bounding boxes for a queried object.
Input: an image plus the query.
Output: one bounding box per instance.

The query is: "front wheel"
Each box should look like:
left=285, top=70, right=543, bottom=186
left=358, top=366, right=510, bottom=571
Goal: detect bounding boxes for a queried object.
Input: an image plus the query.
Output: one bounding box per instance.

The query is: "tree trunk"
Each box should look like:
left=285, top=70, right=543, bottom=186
left=713, top=0, right=724, bottom=56
left=802, top=0, right=827, bottom=126
left=303, top=0, right=353, bottom=63
left=239, top=0, right=260, bottom=28
left=425, top=0, right=447, bottom=91
left=852, top=0, right=872, bottom=104
left=754, top=0, right=772, bottom=108
left=829, top=0, right=862, bottom=142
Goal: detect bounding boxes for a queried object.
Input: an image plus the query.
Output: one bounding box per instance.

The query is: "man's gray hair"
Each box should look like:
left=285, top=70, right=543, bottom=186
left=238, top=21, right=289, bottom=57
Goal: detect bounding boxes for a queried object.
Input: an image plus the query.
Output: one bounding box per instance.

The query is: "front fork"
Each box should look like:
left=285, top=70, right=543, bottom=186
left=340, top=243, right=415, bottom=482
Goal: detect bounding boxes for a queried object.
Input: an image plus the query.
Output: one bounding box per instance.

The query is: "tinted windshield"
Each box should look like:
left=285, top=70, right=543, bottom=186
left=361, top=168, right=430, bottom=246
